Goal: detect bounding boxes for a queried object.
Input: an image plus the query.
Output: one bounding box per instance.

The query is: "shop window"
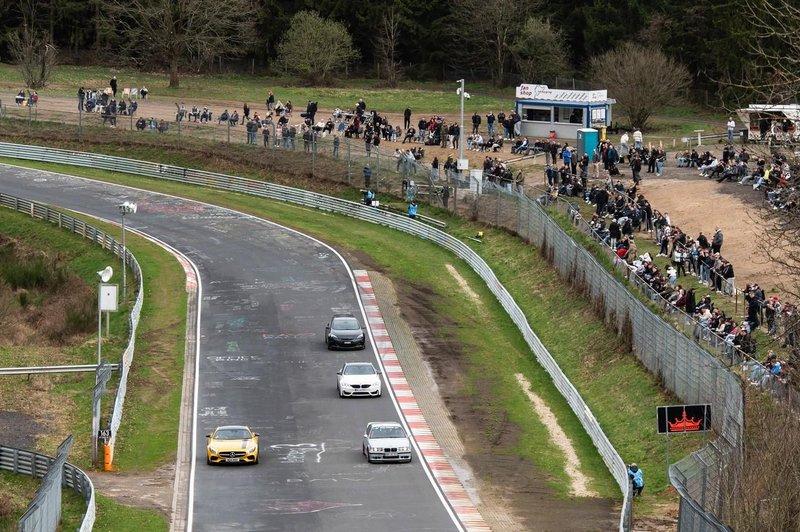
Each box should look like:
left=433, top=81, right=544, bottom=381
left=524, top=107, right=551, bottom=122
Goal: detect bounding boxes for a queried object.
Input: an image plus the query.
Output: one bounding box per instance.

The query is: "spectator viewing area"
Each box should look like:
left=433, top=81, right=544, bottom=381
left=515, top=84, right=615, bottom=139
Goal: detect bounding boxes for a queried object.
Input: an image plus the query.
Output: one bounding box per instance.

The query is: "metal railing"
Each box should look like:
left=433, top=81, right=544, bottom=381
left=0, top=104, right=504, bottom=213
left=0, top=142, right=632, bottom=530
left=0, top=436, right=95, bottom=532
left=0, top=188, right=148, bottom=530
left=472, top=186, right=745, bottom=530
left=0, top=364, right=119, bottom=376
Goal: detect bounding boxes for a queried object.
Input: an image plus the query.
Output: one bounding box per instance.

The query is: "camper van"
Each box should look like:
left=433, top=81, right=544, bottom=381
left=736, top=104, right=800, bottom=142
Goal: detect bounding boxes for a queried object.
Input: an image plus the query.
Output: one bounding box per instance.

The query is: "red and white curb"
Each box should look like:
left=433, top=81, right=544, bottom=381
left=354, top=270, right=491, bottom=532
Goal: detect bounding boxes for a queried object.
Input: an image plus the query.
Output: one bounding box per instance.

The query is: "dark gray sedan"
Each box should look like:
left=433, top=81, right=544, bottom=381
left=325, top=313, right=366, bottom=349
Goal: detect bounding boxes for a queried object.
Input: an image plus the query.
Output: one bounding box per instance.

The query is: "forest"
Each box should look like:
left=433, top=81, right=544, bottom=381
left=0, top=0, right=783, bottom=103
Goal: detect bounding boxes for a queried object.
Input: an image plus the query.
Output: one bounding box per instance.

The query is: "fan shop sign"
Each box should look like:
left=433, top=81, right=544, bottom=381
left=657, top=404, right=712, bottom=434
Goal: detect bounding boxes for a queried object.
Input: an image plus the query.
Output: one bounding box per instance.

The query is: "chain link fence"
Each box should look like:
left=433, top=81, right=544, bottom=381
left=0, top=142, right=633, bottom=531
left=468, top=187, right=745, bottom=530
left=0, top=102, right=509, bottom=214
left=0, top=191, right=145, bottom=472
left=0, top=435, right=95, bottom=532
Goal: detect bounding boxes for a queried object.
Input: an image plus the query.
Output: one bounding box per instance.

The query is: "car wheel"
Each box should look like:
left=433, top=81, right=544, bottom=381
left=359, top=344, right=366, bottom=350
left=254, top=453, right=259, bottom=465
left=206, top=457, right=212, bottom=465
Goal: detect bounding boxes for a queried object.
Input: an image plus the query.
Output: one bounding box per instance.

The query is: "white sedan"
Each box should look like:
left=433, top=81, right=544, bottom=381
left=337, top=362, right=382, bottom=397
left=362, top=421, right=412, bottom=463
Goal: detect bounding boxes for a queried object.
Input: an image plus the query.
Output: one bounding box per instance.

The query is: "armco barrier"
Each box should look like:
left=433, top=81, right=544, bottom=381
left=0, top=143, right=633, bottom=529
left=0, top=190, right=144, bottom=468
left=0, top=188, right=148, bottom=531
left=0, top=438, right=95, bottom=532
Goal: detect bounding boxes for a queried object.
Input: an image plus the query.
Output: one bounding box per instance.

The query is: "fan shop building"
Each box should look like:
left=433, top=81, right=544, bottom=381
left=514, top=84, right=615, bottom=139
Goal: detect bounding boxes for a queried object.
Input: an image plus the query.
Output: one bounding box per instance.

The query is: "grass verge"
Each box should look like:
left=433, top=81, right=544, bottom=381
left=0, top=149, right=706, bottom=515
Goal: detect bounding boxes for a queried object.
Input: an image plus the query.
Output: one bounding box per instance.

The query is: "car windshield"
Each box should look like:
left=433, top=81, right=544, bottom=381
left=344, top=364, right=376, bottom=375
left=370, top=426, right=406, bottom=439
left=214, top=428, right=252, bottom=440
left=333, top=317, right=360, bottom=330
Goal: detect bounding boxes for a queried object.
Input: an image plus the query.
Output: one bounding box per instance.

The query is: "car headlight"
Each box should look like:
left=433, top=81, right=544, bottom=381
left=356, top=333, right=364, bottom=339
left=398, top=446, right=410, bottom=452
left=247, top=445, right=257, bottom=453
left=329, top=333, right=338, bottom=339
left=209, top=447, right=218, bottom=454
left=341, top=382, right=352, bottom=388
left=369, top=447, right=383, bottom=453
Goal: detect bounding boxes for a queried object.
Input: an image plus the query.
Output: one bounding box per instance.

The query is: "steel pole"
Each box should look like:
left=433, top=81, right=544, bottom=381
left=458, top=79, right=465, bottom=167
left=97, top=280, right=102, bottom=368
left=121, top=212, right=126, bottom=303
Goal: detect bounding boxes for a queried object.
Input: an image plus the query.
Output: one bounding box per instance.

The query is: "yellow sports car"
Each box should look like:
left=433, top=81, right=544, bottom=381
left=206, top=425, right=260, bottom=465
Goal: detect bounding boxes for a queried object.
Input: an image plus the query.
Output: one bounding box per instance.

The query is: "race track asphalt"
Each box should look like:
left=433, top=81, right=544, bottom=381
left=0, top=165, right=460, bottom=531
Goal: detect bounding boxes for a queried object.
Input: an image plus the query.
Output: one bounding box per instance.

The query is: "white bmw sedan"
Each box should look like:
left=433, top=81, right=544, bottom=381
left=337, top=362, right=382, bottom=397
left=362, top=421, right=412, bottom=463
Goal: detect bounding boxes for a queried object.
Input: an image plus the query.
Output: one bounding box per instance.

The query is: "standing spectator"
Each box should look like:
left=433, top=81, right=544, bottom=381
left=243, top=103, right=250, bottom=123
left=486, top=112, right=496, bottom=137
left=627, top=464, right=644, bottom=496
left=647, top=148, right=657, bottom=173
left=471, top=112, right=481, bottom=134
left=712, top=227, right=723, bottom=254
left=766, top=295, right=781, bottom=337
left=408, top=200, right=418, bottom=219
left=403, top=107, right=411, bottom=130
left=608, top=219, right=621, bottom=249
left=620, top=131, right=629, bottom=156
left=656, top=148, right=666, bottom=177
left=363, top=165, right=372, bottom=189
left=431, top=156, right=439, bottom=180
left=110, top=76, right=118, bottom=97
left=727, top=116, right=736, bottom=143
left=633, top=128, right=643, bottom=150
left=140, top=85, right=148, bottom=99
left=631, top=153, right=642, bottom=184
left=267, top=90, right=275, bottom=111
left=333, top=134, right=340, bottom=159
left=77, top=87, right=85, bottom=111
left=262, top=124, right=270, bottom=148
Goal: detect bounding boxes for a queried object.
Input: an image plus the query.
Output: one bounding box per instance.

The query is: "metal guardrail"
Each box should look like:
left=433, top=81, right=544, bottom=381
left=0, top=143, right=632, bottom=530
left=0, top=364, right=119, bottom=376
left=0, top=436, right=95, bottom=532
left=0, top=190, right=145, bottom=469
left=0, top=188, right=148, bottom=531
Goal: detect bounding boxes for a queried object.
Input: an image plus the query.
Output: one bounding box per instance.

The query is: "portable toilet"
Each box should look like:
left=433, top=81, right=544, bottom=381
left=577, top=128, right=599, bottom=158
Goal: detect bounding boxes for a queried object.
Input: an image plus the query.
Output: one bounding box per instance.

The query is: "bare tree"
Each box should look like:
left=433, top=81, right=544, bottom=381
left=375, top=8, right=402, bottom=88
left=7, top=0, right=58, bottom=89
left=448, top=0, right=527, bottom=87
left=719, top=0, right=800, bottom=107
left=276, top=11, right=360, bottom=86
left=103, top=0, right=257, bottom=88
left=589, top=42, right=691, bottom=129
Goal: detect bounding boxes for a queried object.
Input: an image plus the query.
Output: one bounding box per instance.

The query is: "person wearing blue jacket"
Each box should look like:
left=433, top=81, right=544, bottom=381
left=628, top=463, right=644, bottom=496
left=408, top=201, right=418, bottom=219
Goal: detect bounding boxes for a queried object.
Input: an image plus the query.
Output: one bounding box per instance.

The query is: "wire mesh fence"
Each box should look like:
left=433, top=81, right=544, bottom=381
left=0, top=189, right=145, bottom=481
left=0, top=435, right=95, bottom=532
left=0, top=134, right=766, bottom=530
left=0, top=142, right=632, bottom=531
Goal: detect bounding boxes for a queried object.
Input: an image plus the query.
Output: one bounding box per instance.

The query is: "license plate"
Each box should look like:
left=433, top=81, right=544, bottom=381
left=343, top=341, right=352, bottom=345
left=225, top=458, right=240, bottom=463
left=384, top=453, right=397, bottom=458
